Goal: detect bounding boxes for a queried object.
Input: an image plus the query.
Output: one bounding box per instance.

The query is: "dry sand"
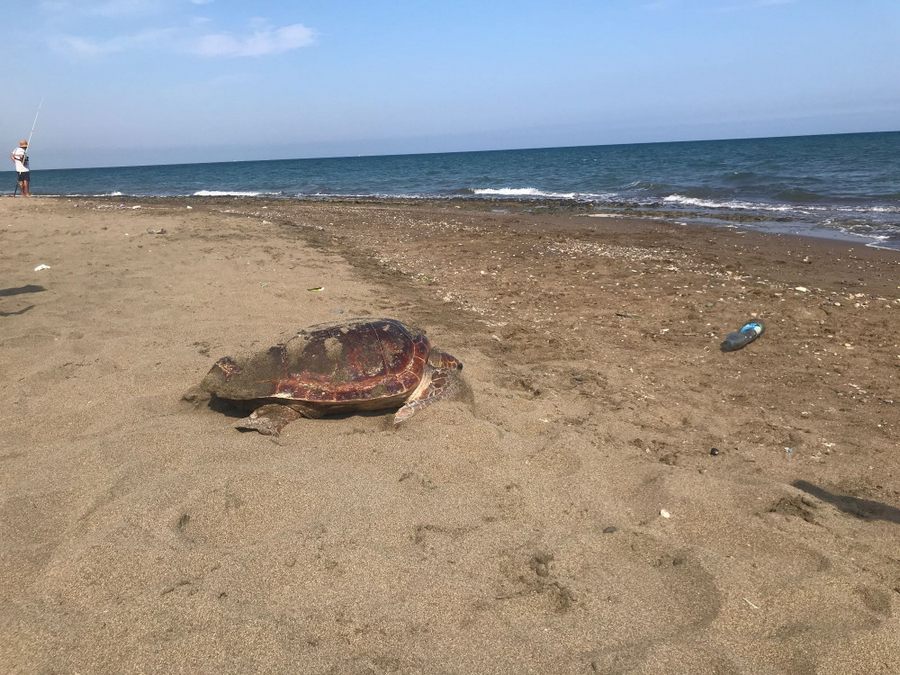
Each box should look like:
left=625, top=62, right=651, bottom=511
left=1, top=196, right=898, bottom=673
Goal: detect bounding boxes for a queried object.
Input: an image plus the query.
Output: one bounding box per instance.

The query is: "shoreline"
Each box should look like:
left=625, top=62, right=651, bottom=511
left=8, top=193, right=900, bottom=252
left=1, top=197, right=898, bottom=671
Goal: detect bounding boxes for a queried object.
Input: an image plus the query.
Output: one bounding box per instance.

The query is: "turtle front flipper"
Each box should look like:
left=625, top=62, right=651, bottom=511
left=235, top=402, right=322, bottom=436
left=394, top=350, right=462, bottom=425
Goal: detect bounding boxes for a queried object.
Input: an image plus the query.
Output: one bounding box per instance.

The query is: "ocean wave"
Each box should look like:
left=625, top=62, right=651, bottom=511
left=662, top=194, right=795, bottom=212
left=836, top=227, right=895, bottom=249
left=192, top=190, right=269, bottom=197
left=842, top=230, right=891, bottom=242
left=662, top=194, right=900, bottom=218
left=796, top=204, right=900, bottom=215
left=856, top=205, right=900, bottom=213
left=306, top=191, right=438, bottom=200
left=472, top=187, right=577, bottom=199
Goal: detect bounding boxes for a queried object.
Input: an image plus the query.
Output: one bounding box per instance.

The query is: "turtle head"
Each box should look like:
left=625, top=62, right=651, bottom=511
left=428, top=349, right=463, bottom=371
left=201, top=348, right=283, bottom=400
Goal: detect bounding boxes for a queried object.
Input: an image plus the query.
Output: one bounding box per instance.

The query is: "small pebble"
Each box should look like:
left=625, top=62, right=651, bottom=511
left=602, top=526, right=618, bottom=534
left=710, top=447, right=720, bottom=456
left=660, top=509, right=672, bottom=519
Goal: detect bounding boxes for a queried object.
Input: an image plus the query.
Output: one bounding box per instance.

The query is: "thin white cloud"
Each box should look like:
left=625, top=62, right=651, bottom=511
left=54, top=27, right=177, bottom=56
left=55, top=36, right=112, bottom=57
left=51, top=18, right=315, bottom=59
left=190, top=23, right=314, bottom=58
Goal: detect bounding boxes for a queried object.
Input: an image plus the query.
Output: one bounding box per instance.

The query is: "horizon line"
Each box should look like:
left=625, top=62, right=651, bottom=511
left=17, top=128, right=900, bottom=173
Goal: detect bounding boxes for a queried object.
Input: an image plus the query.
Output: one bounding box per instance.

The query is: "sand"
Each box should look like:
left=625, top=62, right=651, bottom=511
left=1, top=196, right=898, bottom=673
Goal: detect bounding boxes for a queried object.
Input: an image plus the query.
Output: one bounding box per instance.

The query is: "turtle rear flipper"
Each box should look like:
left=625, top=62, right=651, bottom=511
left=235, top=402, right=322, bottom=436
left=394, top=360, right=461, bottom=425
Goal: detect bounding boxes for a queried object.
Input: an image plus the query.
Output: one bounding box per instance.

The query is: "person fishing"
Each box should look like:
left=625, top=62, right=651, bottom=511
left=11, top=139, right=31, bottom=197
left=12, top=99, right=42, bottom=197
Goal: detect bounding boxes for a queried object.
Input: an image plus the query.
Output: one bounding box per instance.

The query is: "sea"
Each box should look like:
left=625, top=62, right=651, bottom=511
left=10, top=131, right=900, bottom=250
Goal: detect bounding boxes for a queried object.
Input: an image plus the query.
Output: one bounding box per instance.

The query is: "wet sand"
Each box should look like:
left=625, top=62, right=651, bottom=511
left=1, top=196, right=898, bottom=673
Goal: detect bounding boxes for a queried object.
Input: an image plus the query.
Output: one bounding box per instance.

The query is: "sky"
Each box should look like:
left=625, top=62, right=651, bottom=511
left=4, top=0, right=899, bottom=169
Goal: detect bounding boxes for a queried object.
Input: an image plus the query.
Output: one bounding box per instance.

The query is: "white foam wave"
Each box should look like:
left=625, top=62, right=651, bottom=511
left=664, top=194, right=900, bottom=216
left=838, top=228, right=898, bottom=251
left=796, top=204, right=900, bottom=215
left=192, top=190, right=264, bottom=197
left=473, top=187, right=577, bottom=199
left=663, top=194, right=794, bottom=212
left=865, top=240, right=899, bottom=250
left=837, top=227, right=891, bottom=242
left=306, top=192, right=426, bottom=199
left=834, top=204, right=900, bottom=214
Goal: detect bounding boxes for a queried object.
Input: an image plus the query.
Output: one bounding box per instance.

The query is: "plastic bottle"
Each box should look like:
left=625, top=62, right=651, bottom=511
left=720, top=320, right=765, bottom=352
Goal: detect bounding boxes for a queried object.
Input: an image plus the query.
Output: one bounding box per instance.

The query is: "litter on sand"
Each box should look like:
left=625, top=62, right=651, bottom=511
left=307, top=286, right=324, bottom=292
left=720, top=320, right=765, bottom=352
left=34, top=264, right=51, bottom=272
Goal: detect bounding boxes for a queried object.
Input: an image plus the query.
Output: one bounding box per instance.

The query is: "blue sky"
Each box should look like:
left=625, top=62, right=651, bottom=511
left=5, top=0, right=899, bottom=168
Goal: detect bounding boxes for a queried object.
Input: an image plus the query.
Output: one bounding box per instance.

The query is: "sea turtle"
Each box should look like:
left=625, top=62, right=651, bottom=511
left=191, top=318, right=463, bottom=435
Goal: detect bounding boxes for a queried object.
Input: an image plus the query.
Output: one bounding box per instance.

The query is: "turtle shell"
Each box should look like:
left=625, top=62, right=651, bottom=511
left=202, top=318, right=429, bottom=406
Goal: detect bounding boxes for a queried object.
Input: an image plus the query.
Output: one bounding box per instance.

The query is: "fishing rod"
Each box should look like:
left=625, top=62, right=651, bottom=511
left=26, top=97, right=43, bottom=150
left=13, top=97, right=42, bottom=196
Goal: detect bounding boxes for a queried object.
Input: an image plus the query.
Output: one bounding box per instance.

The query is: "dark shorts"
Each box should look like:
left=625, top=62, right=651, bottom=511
left=17, top=171, right=29, bottom=182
